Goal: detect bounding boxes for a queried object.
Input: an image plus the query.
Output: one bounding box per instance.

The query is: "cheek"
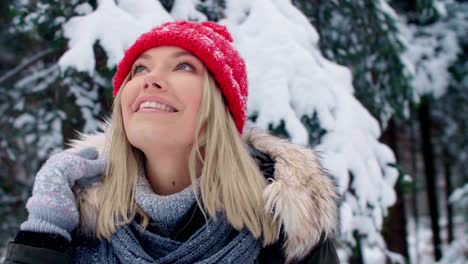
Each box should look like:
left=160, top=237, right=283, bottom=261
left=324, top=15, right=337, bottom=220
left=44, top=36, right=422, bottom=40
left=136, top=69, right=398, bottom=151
left=185, top=87, right=203, bottom=119
left=120, top=83, right=138, bottom=114
left=119, top=84, right=139, bottom=139
left=174, top=81, right=203, bottom=137
left=120, top=95, right=131, bottom=124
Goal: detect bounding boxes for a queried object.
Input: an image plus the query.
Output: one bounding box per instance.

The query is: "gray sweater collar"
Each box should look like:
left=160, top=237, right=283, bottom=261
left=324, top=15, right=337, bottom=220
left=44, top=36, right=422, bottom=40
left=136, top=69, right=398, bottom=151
left=134, top=174, right=196, bottom=236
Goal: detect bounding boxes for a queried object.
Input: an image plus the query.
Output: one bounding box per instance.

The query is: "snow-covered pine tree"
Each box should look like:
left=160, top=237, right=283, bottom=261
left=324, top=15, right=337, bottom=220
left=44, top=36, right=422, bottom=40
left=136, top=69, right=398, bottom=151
left=291, top=0, right=418, bottom=262
left=0, top=0, right=109, bottom=244
left=391, top=0, right=464, bottom=261
left=293, top=0, right=414, bottom=127
left=0, top=0, right=65, bottom=244
left=438, top=0, right=468, bottom=192
left=431, top=1, right=468, bottom=261
left=225, top=1, right=399, bottom=262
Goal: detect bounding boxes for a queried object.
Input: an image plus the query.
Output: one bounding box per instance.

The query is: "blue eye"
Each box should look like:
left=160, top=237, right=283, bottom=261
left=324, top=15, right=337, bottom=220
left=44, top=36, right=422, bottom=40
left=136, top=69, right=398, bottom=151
left=132, top=64, right=147, bottom=75
left=176, top=61, right=195, bottom=72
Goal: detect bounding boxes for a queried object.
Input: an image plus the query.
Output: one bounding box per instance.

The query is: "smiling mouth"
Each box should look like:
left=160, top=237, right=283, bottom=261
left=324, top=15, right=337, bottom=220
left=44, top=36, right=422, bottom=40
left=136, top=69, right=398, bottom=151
left=137, top=101, right=178, bottom=113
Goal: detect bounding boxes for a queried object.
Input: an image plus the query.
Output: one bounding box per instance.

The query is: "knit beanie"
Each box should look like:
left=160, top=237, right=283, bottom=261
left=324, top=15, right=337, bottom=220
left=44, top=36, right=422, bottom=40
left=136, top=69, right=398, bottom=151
left=113, top=20, right=248, bottom=134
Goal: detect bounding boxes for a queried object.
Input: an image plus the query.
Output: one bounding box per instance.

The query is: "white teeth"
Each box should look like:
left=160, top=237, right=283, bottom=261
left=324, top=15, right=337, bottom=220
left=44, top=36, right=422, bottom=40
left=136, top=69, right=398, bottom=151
left=138, top=101, right=175, bottom=112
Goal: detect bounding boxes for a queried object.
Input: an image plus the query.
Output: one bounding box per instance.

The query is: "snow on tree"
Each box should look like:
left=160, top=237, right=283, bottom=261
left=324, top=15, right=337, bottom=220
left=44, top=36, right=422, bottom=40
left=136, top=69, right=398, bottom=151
left=399, top=1, right=460, bottom=100
left=430, top=0, right=468, bottom=178
left=437, top=184, right=468, bottom=264
left=392, top=0, right=467, bottom=262
left=432, top=4, right=468, bottom=260
left=293, top=0, right=414, bottom=128
left=0, top=0, right=110, bottom=245
left=225, top=2, right=400, bottom=261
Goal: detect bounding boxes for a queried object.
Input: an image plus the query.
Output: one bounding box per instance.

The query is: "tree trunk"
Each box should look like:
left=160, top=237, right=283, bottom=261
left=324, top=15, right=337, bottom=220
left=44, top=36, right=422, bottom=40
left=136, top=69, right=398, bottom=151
left=409, top=115, right=421, bottom=264
left=381, top=118, right=409, bottom=259
left=443, top=148, right=454, bottom=243
left=418, top=97, right=442, bottom=261
left=349, top=231, right=365, bottom=264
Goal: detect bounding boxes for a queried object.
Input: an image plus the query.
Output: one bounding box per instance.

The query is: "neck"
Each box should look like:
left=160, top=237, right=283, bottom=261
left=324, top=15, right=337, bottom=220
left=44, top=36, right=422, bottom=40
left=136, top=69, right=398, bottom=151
left=143, top=147, right=194, bottom=195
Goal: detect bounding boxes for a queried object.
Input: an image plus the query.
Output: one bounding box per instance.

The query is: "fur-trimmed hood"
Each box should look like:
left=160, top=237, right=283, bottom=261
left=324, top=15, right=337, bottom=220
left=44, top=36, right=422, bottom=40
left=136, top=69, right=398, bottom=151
left=68, top=124, right=339, bottom=262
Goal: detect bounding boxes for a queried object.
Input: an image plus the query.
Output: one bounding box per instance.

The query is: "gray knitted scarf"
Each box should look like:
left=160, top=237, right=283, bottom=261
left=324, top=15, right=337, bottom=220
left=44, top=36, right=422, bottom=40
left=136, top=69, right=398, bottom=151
left=71, top=175, right=262, bottom=263
left=103, top=216, right=262, bottom=263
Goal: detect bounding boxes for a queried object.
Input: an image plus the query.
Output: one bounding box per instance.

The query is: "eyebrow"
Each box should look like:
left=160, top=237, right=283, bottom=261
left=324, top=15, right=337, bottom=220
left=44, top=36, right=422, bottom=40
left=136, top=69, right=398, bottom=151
left=136, top=50, right=196, bottom=61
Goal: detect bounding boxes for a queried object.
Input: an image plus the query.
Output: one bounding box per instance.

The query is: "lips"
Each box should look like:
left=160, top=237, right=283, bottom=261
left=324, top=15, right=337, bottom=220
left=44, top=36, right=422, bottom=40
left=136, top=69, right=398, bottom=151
left=133, top=95, right=179, bottom=113
left=138, top=101, right=177, bottom=112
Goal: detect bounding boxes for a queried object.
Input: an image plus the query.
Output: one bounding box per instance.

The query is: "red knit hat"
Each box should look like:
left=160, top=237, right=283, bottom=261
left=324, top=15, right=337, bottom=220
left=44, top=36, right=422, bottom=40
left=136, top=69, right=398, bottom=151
left=113, top=20, right=248, bottom=134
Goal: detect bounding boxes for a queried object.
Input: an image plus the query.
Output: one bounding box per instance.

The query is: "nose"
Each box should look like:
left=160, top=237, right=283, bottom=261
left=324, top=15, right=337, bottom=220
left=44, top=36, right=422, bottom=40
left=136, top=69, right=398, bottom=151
left=144, top=82, right=162, bottom=89
left=143, top=71, right=167, bottom=91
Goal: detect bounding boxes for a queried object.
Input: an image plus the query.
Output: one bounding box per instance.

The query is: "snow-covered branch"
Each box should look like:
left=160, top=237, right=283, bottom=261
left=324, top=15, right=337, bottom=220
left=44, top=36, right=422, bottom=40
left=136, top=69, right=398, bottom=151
left=0, top=48, right=54, bottom=85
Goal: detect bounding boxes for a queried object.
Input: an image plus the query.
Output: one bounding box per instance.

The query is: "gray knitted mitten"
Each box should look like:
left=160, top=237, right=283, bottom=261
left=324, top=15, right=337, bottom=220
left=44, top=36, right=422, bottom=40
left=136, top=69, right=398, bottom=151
left=20, top=147, right=105, bottom=241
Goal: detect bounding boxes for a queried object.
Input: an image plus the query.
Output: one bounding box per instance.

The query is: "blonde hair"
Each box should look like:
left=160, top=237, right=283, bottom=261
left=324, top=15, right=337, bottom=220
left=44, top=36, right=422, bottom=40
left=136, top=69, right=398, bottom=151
left=96, top=71, right=278, bottom=245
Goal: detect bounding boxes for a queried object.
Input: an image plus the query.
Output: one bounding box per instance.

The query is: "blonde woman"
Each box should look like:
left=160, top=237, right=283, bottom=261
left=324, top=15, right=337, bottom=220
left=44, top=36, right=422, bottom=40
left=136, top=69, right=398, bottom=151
left=4, top=20, right=340, bottom=264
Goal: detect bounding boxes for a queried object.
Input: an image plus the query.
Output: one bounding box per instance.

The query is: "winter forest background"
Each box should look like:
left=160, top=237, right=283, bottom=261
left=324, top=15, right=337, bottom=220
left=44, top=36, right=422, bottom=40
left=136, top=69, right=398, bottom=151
left=0, top=0, right=466, bottom=263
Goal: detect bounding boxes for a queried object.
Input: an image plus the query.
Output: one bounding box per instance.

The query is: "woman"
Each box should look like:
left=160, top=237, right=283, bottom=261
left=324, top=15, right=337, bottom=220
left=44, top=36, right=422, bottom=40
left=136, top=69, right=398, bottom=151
left=4, top=20, right=340, bottom=264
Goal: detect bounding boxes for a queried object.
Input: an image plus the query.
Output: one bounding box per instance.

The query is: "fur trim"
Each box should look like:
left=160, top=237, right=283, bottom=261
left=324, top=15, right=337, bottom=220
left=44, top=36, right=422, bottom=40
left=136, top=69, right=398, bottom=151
left=242, top=125, right=339, bottom=262
left=68, top=123, right=339, bottom=262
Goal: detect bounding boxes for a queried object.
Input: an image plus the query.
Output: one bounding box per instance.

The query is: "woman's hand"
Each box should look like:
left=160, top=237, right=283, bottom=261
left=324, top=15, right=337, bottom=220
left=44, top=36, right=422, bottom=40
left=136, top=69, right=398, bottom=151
left=20, top=147, right=105, bottom=241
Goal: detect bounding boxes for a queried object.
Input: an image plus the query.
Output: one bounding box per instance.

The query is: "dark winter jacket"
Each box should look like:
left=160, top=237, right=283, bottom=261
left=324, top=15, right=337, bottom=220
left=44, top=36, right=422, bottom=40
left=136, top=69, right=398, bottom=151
left=3, top=125, right=340, bottom=264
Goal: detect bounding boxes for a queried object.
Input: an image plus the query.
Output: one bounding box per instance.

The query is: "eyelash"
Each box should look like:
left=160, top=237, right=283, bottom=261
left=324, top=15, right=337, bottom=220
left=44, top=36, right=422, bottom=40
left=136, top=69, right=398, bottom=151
left=132, top=61, right=196, bottom=76
left=176, top=61, right=196, bottom=71
left=132, top=64, right=145, bottom=75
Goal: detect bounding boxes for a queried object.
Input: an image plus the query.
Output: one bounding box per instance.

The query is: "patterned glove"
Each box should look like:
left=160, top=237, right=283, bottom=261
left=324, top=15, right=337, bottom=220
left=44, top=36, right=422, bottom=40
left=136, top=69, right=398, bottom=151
left=20, top=147, right=105, bottom=241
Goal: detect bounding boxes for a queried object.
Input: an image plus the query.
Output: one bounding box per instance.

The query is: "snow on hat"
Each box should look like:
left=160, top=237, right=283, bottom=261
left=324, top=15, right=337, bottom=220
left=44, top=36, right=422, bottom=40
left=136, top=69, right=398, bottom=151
left=113, top=20, right=248, bottom=134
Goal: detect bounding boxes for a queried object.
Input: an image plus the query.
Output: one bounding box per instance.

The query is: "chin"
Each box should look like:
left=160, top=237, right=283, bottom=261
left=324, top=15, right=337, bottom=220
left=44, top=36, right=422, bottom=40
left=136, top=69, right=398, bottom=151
left=126, top=120, right=197, bottom=148
left=126, top=124, right=159, bottom=145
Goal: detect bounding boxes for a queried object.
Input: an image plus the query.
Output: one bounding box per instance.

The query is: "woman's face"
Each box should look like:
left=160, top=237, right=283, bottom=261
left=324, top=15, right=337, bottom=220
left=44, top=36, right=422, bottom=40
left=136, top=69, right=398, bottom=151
left=120, top=46, right=206, bottom=152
